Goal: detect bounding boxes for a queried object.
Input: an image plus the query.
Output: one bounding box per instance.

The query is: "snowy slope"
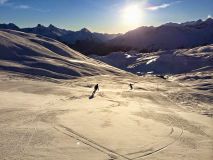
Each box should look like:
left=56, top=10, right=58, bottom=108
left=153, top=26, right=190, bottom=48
left=0, top=29, right=127, bottom=79
left=95, top=44, right=213, bottom=75
left=0, top=70, right=212, bottom=160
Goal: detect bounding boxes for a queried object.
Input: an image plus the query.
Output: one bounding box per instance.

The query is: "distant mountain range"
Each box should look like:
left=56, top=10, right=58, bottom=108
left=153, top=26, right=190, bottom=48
left=0, top=23, right=120, bottom=43
left=0, top=18, right=213, bottom=55
left=109, top=18, right=213, bottom=52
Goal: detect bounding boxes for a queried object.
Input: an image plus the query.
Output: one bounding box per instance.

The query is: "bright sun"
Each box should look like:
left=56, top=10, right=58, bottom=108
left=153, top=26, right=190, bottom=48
left=122, top=5, right=143, bottom=28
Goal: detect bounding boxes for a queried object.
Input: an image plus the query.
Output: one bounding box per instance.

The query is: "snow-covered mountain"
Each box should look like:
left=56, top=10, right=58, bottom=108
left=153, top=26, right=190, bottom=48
left=22, top=24, right=120, bottom=44
left=94, top=44, right=213, bottom=75
left=22, top=24, right=68, bottom=40
left=0, top=23, right=122, bottom=56
left=0, top=23, right=20, bottom=30
left=0, top=29, right=126, bottom=79
left=0, top=23, right=120, bottom=44
left=109, top=18, right=213, bottom=51
left=1, top=18, right=213, bottom=55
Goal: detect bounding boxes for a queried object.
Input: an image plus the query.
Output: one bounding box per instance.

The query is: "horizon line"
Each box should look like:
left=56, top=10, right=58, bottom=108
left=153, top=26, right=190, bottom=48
left=1, top=17, right=212, bottom=34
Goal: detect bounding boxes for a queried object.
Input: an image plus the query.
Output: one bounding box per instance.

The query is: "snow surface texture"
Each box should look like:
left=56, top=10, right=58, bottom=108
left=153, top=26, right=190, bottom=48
left=95, top=44, right=213, bottom=75
left=0, top=29, right=127, bottom=79
left=0, top=28, right=212, bottom=160
left=0, top=72, right=212, bottom=160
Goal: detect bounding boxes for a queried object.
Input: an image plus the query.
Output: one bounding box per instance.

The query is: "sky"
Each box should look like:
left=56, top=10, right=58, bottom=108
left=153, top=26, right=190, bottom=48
left=0, top=0, right=212, bottom=33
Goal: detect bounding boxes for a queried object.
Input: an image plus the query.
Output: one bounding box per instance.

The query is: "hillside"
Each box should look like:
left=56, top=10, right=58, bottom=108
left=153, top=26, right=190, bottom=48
left=0, top=29, right=127, bottom=79
left=0, top=69, right=212, bottom=160
left=95, top=44, right=213, bottom=75
left=109, top=18, right=213, bottom=51
left=0, top=29, right=212, bottom=160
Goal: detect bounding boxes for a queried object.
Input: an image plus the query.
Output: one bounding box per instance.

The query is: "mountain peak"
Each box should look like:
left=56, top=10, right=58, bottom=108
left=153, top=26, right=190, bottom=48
left=37, top=24, right=45, bottom=28
left=206, top=17, right=213, bottom=23
left=8, top=23, right=17, bottom=27
left=0, top=23, right=20, bottom=30
left=162, top=22, right=180, bottom=27
left=80, top=28, right=91, bottom=33
left=48, top=24, right=57, bottom=29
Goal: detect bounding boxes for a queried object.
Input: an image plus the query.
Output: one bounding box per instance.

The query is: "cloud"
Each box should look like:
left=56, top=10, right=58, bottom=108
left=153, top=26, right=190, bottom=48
left=34, top=8, right=50, bottom=13
left=0, top=0, right=8, bottom=5
left=147, top=3, right=170, bottom=11
left=146, top=1, right=182, bottom=11
left=15, top=4, right=30, bottom=9
left=0, top=0, right=29, bottom=9
left=0, top=0, right=47, bottom=12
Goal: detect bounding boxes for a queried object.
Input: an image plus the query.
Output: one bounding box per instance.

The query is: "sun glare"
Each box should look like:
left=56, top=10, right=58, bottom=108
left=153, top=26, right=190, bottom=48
left=122, top=4, right=143, bottom=29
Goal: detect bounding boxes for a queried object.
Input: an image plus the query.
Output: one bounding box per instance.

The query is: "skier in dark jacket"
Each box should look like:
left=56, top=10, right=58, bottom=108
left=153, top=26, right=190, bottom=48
left=90, top=84, right=99, bottom=99
left=94, top=84, right=99, bottom=92
left=129, top=83, right=133, bottom=90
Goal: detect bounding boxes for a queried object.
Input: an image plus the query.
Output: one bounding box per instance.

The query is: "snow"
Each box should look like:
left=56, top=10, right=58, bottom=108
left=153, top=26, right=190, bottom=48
left=0, top=28, right=212, bottom=160
left=0, top=29, right=127, bottom=79
left=0, top=72, right=212, bottom=160
left=125, top=54, right=132, bottom=58
left=97, top=44, right=213, bottom=75
left=146, top=57, right=158, bottom=65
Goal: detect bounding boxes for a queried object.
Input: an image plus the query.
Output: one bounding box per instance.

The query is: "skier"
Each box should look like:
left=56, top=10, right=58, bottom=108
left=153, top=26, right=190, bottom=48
left=129, top=83, right=133, bottom=90
left=89, top=84, right=99, bottom=99
left=94, top=84, right=99, bottom=93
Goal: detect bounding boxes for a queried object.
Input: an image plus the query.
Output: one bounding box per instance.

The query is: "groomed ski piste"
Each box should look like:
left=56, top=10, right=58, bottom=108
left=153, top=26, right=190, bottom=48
left=0, top=29, right=212, bottom=160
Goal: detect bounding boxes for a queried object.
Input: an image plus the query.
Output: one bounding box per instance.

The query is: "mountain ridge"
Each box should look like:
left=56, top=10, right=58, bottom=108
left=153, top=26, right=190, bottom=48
left=0, top=23, right=120, bottom=43
left=109, top=18, right=213, bottom=51
left=1, top=18, right=213, bottom=55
